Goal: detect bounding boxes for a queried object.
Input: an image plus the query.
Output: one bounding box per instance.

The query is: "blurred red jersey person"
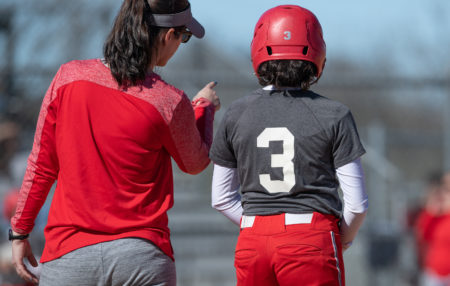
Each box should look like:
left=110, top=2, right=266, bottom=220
left=415, top=172, right=450, bottom=286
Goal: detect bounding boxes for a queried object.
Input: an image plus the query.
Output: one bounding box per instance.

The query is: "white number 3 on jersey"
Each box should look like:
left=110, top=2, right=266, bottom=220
left=257, top=127, right=295, bottom=193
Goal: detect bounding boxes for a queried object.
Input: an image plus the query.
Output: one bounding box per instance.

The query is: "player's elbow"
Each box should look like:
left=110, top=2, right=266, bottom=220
left=211, top=200, right=225, bottom=211
left=211, top=193, right=233, bottom=211
left=348, top=199, right=369, bottom=214
left=211, top=195, right=241, bottom=212
left=345, top=206, right=368, bottom=216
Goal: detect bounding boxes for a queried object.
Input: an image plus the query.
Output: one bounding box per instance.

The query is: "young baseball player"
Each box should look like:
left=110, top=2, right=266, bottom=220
left=10, top=0, right=219, bottom=285
left=210, top=5, right=368, bottom=286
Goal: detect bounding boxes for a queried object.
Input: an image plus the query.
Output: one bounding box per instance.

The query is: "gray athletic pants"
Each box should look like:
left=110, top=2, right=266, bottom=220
left=39, top=238, right=176, bottom=286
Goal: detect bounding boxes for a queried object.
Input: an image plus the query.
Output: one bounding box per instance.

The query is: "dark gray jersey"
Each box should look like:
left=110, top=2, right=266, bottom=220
left=209, top=88, right=365, bottom=218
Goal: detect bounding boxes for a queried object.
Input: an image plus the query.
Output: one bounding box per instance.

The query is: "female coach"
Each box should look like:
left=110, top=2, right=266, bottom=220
left=10, top=0, right=219, bottom=285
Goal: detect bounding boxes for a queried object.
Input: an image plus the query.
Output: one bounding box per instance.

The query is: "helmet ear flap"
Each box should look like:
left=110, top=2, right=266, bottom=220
left=302, top=46, right=308, bottom=56
left=314, top=58, right=326, bottom=82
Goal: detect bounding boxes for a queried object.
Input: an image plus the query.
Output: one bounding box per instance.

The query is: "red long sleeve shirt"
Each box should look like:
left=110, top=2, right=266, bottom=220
left=416, top=211, right=450, bottom=276
left=11, top=59, right=215, bottom=262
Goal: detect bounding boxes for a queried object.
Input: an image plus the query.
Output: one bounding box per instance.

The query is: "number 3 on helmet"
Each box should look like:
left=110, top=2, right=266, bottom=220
left=251, top=5, right=326, bottom=78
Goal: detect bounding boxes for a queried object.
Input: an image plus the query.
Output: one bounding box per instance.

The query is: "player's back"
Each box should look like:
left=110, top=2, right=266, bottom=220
left=211, top=88, right=365, bottom=217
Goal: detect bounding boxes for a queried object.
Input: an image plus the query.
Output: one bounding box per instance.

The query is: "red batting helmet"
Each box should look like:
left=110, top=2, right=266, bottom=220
left=251, top=5, right=326, bottom=78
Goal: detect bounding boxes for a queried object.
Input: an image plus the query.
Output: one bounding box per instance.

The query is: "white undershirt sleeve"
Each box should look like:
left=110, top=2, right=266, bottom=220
left=211, top=164, right=243, bottom=226
left=336, top=158, right=368, bottom=249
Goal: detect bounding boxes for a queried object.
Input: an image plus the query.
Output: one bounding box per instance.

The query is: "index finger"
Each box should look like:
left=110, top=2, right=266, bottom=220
left=207, top=81, right=218, bottom=89
left=27, top=253, right=38, bottom=267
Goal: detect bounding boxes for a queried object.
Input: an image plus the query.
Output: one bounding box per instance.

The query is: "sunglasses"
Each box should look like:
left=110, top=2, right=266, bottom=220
left=180, top=30, right=193, bottom=43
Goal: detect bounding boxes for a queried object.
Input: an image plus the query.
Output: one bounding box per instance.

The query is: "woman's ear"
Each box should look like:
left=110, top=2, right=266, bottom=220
left=162, top=28, right=177, bottom=45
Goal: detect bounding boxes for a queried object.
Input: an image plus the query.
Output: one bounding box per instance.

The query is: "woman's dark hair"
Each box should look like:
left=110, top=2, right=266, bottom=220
left=104, top=0, right=188, bottom=87
left=257, top=60, right=318, bottom=90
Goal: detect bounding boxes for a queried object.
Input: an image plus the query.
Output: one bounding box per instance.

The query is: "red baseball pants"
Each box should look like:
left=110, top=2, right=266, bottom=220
left=235, top=212, right=344, bottom=286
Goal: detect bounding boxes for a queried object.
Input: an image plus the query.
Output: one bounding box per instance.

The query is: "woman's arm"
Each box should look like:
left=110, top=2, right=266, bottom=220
left=11, top=68, right=62, bottom=234
left=11, top=67, right=63, bottom=285
left=165, top=83, right=218, bottom=175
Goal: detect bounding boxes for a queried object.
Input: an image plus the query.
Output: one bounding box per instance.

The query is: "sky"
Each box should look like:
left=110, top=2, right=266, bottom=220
left=189, top=0, right=450, bottom=77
